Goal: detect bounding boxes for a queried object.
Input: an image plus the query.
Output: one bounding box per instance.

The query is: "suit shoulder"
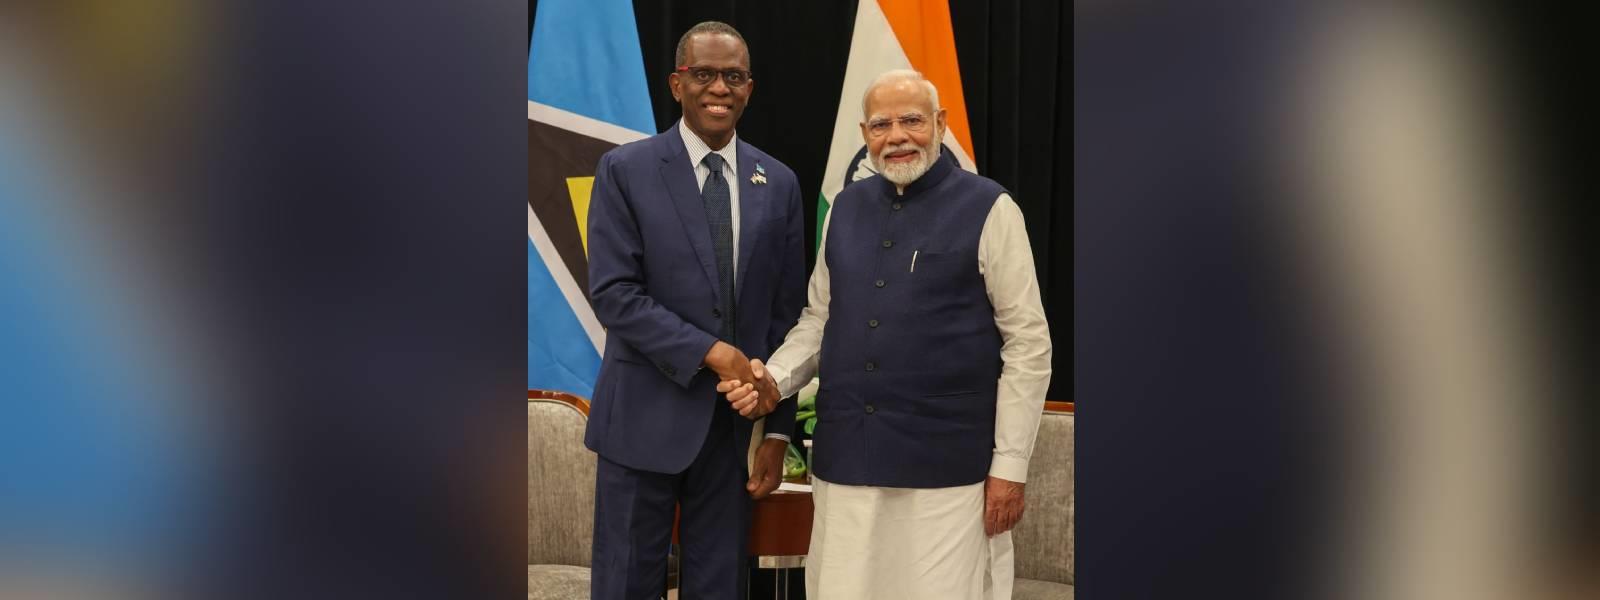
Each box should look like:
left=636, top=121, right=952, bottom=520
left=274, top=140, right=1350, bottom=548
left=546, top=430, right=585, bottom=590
left=598, top=135, right=662, bottom=167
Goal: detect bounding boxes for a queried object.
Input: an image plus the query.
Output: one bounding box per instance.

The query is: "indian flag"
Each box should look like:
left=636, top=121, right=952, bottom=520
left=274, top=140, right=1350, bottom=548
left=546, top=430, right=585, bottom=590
left=818, top=0, right=979, bottom=244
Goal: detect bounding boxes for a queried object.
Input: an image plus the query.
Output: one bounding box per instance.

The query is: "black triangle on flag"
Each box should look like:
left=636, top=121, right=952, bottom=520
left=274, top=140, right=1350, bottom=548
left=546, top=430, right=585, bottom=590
left=528, top=120, right=619, bottom=299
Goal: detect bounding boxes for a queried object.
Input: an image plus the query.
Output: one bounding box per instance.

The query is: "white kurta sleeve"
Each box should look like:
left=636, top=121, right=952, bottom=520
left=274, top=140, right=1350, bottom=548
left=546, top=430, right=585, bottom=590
left=765, top=208, right=834, bottom=399
left=980, top=193, right=1053, bottom=483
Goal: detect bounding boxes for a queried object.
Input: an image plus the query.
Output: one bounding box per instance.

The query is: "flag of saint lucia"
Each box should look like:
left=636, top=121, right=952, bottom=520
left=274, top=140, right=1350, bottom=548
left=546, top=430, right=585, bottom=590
left=528, top=0, right=654, bottom=398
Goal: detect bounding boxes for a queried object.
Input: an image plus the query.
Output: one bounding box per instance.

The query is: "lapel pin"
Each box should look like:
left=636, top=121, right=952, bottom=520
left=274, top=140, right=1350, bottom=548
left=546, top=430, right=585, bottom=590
left=752, top=162, right=767, bottom=185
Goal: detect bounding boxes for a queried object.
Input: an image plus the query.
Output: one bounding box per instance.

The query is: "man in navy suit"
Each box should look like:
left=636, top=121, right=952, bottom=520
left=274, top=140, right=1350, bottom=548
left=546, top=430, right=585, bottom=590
left=583, top=21, right=806, bottom=600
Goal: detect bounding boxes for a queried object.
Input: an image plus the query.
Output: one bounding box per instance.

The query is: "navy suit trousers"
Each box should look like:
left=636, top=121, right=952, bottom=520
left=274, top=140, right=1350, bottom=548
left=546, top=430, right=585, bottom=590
left=591, top=398, right=751, bottom=599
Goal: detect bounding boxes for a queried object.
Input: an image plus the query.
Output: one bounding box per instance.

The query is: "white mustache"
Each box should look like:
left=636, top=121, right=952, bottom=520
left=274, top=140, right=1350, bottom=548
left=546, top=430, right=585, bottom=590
left=878, top=144, right=923, bottom=162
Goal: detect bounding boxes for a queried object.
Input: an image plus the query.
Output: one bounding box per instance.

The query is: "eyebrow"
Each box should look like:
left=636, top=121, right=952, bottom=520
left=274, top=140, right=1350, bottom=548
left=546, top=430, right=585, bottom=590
left=869, top=113, right=926, bottom=122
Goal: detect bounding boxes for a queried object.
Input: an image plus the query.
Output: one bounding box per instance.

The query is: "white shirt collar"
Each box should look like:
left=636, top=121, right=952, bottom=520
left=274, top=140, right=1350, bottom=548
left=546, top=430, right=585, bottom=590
left=678, top=119, right=738, bottom=173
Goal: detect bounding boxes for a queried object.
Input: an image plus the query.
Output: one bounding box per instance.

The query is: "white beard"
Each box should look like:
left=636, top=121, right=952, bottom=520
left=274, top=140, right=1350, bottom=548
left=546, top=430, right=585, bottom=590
left=871, top=131, right=943, bottom=186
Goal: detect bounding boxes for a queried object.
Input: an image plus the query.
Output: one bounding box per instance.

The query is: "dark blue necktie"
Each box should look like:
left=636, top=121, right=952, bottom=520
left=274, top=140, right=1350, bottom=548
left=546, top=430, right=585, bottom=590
left=701, top=153, right=736, bottom=341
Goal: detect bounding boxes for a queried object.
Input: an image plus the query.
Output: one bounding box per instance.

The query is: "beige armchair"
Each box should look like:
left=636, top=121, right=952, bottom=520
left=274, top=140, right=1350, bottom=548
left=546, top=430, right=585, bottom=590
left=1012, top=405, right=1075, bottom=599
left=527, top=391, right=596, bottom=600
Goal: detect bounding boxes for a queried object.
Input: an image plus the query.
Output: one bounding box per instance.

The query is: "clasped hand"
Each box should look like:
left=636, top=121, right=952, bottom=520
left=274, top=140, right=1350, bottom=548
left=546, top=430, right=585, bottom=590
left=704, top=342, right=780, bottom=419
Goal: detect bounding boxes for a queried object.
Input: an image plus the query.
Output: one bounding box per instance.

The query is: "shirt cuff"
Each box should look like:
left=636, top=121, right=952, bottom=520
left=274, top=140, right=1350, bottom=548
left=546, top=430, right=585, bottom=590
left=765, top=363, right=795, bottom=398
left=988, top=454, right=1030, bottom=483
left=764, top=433, right=791, bottom=443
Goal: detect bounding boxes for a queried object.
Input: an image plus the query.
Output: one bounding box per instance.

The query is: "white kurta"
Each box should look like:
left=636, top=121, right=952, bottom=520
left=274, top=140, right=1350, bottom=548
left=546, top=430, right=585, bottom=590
left=808, top=476, right=1016, bottom=600
left=766, top=190, right=1052, bottom=599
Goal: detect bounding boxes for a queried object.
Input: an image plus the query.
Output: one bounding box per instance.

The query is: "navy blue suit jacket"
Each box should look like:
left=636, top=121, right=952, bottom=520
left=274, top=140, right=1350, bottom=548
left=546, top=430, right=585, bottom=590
left=584, top=128, right=806, bottom=474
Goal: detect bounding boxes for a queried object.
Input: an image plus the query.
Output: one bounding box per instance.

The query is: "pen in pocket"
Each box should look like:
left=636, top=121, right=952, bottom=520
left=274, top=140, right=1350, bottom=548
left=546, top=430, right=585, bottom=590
left=910, top=250, right=919, bottom=273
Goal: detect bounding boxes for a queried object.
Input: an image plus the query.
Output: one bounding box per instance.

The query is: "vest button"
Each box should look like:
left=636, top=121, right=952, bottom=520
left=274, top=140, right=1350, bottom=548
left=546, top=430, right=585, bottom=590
left=712, top=307, right=722, bottom=318
left=892, top=203, right=903, bottom=211
left=864, top=404, right=876, bottom=414
left=865, top=362, right=876, bottom=372
left=868, top=319, right=879, bottom=328
left=881, top=240, right=893, bottom=248
left=874, top=279, right=885, bottom=288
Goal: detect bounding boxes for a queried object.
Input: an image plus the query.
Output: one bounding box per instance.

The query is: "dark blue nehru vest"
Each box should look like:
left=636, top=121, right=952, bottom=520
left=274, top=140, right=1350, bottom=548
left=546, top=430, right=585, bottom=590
left=812, top=152, right=1007, bottom=488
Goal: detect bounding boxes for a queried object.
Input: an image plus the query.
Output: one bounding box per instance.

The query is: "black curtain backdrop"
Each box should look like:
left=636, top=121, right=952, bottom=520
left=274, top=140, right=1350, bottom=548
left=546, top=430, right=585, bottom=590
left=533, top=1, right=1070, bottom=399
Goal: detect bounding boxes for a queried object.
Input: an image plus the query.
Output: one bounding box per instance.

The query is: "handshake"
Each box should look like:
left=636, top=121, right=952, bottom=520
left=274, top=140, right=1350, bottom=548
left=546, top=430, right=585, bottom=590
left=703, top=340, right=782, bottom=420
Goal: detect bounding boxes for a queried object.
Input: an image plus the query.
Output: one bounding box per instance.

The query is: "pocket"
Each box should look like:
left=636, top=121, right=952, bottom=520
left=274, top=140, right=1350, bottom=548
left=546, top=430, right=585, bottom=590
left=910, top=250, right=961, bottom=269
left=756, top=210, right=789, bottom=245
left=912, top=390, right=981, bottom=421
left=907, top=250, right=974, bottom=285
left=904, top=250, right=977, bottom=316
left=923, top=389, right=979, bottom=399
left=763, top=206, right=788, bottom=223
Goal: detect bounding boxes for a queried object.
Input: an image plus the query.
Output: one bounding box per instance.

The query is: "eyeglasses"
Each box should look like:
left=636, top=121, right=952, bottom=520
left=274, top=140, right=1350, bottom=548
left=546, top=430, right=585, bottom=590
left=675, top=66, right=752, bottom=88
left=865, top=113, right=931, bottom=137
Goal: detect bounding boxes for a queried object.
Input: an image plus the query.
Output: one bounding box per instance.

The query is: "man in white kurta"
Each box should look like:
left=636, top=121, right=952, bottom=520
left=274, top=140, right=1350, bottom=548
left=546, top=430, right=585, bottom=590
left=721, top=70, right=1052, bottom=599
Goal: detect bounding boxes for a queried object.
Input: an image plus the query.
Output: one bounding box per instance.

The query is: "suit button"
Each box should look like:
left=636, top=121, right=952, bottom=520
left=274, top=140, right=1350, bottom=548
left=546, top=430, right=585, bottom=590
left=712, top=307, right=722, bottom=318
left=874, top=279, right=885, bottom=288
left=881, top=240, right=893, bottom=248
left=662, top=365, right=676, bottom=377
left=865, top=362, right=876, bottom=372
left=892, top=203, right=903, bottom=211
left=864, top=404, right=876, bottom=414
left=868, top=319, right=879, bottom=328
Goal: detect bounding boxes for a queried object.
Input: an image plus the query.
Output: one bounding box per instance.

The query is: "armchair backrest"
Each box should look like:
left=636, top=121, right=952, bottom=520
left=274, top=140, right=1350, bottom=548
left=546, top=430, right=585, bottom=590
left=1013, top=410, right=1074, bottom=585
left=527, top=396, right=596, bottom=567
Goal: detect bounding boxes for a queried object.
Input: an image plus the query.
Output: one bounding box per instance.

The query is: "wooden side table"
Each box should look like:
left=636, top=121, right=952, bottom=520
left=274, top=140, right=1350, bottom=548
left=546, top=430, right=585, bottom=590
left=746, top=486, right=813, bottom=599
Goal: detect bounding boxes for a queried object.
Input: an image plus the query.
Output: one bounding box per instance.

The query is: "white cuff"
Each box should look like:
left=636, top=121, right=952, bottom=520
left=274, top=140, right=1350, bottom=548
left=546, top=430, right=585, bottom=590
left=765, top=363, right=796, bottom=399
left=764, top=433, right=791, bottom=443
left=988, top=454, right=1030, bottom=483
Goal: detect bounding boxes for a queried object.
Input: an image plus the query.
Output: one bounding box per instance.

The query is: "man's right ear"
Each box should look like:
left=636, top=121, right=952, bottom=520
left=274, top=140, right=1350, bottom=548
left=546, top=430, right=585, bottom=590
left=667, top=73, right=681, bottom=102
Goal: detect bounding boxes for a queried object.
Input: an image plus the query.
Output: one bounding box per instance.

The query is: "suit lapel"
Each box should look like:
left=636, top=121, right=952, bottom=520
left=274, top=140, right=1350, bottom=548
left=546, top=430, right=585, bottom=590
left=657, top=135, right=723, bottom=306
left=734, top=141, right=764, bottom=299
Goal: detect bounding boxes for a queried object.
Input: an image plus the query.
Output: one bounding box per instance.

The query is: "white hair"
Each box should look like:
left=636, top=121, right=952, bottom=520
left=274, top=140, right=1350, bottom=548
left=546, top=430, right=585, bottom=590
left=861, top=69, right=940, bottom=118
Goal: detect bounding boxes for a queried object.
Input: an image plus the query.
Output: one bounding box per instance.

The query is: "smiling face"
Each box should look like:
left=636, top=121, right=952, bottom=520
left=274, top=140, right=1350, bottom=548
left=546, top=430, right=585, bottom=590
left=669, top=32, right=752, bottom=150
left=861, top=79, right=946, bottom=186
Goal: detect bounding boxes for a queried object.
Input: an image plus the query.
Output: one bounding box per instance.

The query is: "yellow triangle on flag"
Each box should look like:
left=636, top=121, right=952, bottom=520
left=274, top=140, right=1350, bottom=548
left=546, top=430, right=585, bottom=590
left=565, top=176, right=595, bottom=257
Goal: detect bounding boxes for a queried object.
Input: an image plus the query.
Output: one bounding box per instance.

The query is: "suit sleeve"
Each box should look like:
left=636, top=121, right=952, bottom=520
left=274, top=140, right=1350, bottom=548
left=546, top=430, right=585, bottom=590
left=586, top=151, right=719, bottom=389
left=760, top=172, right=807, bottom=440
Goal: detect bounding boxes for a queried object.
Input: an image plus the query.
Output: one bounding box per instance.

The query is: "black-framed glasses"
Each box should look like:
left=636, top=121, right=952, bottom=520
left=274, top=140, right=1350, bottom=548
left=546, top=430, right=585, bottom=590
left=865, top=113, right=930, bottom=137
left=675, top=66, right=752, bottom=88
